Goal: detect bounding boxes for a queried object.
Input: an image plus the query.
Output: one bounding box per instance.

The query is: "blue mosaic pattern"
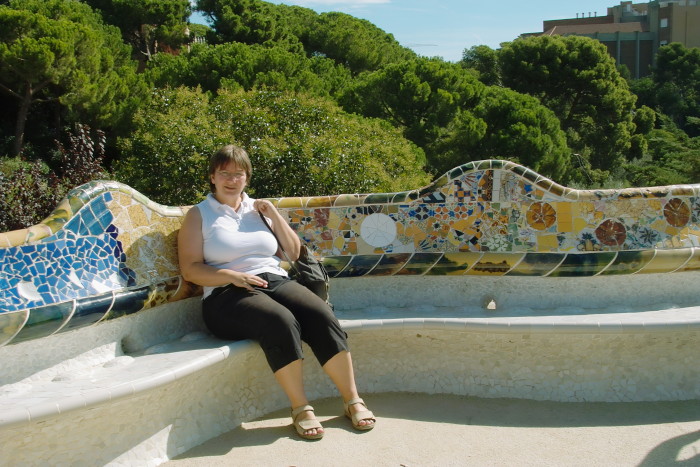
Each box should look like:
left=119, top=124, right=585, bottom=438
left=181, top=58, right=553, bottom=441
left=0, top=194, right=135, bottom=314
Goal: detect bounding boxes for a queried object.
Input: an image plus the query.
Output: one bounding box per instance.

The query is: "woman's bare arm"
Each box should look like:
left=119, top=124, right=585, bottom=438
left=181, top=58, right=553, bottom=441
left=255, top=199, right=301, bottom=261
left=177, top=207, right=267, bottom=290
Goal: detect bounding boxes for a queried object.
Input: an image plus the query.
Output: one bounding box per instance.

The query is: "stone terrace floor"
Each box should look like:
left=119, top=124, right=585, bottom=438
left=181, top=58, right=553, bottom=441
left=165, top=392, right=700, bottom=467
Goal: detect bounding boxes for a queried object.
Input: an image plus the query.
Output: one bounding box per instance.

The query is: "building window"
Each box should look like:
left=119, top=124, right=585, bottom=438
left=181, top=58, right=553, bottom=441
left=660, top=40, right=668, bottom=45
left=660, top=18, right=668, bottom=27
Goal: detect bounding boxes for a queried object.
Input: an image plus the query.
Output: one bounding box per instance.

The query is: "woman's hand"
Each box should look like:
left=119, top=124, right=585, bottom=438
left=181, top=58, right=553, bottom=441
left=231, top=271, right=268, bottom=291
left=254, top=199, right=276, bottom=217
left=254, top=198, right=301, bottom=261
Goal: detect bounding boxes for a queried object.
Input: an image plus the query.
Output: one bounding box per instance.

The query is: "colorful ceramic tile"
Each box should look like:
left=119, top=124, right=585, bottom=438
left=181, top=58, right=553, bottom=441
left=0, top=310, right=28, bottom=347
left=429, top=252, right=482, bottom=275
left=4, top=162, right=700, bottom=346
left=467, top=252, right=522, bottom=276
left=598, top=250, right=653, bottom=275
left=547, top=252, right=616, bottom=277
left=506, top=253, right=564, bottom=276
left=365, top=253, right=413, bottom=276
left=104, top=286, right=152, bottom=320
left=638, top=249, right=693, bottom=274
left=395, top=253, right=443, bottom=275
left=11, top=302, right=74, bottom=343
left=58, top=293, right=114, bottom=332
left=320, top=256, right=352, bottom=277
left=678, top=247, right=700, bottom=272
left=334, top=255, right=381, bottom=277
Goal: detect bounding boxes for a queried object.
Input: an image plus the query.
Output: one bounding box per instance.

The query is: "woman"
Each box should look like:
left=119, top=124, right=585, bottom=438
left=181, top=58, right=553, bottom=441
left=178, top=145, right=375, bottom=440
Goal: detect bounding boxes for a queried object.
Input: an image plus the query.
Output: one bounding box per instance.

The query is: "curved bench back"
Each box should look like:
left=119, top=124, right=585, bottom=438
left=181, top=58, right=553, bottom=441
left=2, top=160, right=700, bottom=346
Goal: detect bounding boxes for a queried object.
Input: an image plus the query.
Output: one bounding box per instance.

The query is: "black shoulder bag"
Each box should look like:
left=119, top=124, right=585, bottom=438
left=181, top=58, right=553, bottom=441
left=258, top=211, right=330, bottom=302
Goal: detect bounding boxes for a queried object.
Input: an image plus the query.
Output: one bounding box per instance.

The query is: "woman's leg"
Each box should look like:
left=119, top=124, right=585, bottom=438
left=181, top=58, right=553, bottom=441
left=322, top=351, right=374, bottom=428
left=268, top=280, right=374, bottom=428
left=203, top=284, right=322, bottom=436
left=274, top=359, right=323, bottom=437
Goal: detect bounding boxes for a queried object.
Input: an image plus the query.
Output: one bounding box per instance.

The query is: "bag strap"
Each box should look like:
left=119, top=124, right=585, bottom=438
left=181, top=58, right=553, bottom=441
left=258, top=211, right=300, bottom=275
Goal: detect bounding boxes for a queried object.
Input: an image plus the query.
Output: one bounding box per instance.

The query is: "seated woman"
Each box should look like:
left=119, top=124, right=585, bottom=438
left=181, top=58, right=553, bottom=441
left=178, top=145, right=375, bottom=440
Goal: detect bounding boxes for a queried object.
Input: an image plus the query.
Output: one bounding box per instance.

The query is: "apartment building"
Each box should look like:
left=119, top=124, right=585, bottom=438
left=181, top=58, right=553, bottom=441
left=536, top=1, right=700, bottom=78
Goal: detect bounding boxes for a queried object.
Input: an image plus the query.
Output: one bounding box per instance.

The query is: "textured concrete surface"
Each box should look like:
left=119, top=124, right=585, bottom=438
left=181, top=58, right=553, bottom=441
left=165, top=392, right=700, bottom=467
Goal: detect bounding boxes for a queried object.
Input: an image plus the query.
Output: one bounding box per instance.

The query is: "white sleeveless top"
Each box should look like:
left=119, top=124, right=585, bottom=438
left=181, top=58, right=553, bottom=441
left=197, top=193, right=287, bottom=299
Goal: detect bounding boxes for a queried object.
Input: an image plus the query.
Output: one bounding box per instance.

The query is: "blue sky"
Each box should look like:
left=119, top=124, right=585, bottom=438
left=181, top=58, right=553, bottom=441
left=191, top=0, right=618, bottom=62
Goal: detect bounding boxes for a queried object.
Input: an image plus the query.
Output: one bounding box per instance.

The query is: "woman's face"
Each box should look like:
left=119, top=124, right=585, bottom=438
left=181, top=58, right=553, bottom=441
left=211, top=162, right=247, bottom=197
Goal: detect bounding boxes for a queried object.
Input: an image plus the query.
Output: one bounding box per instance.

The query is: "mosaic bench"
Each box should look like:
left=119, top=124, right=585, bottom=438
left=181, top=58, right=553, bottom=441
left=2, top=160, right=700, bottom=465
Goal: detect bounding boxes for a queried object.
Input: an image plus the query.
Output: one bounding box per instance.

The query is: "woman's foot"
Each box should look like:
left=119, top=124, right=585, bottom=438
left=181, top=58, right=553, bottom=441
left=291, top=405, right=324, bottom=440
left=344, top=397, right=375, bottom=431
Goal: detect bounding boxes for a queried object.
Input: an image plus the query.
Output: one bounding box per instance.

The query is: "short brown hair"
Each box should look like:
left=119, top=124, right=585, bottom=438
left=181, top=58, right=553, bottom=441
left=208, top=145, right=252, bottom=192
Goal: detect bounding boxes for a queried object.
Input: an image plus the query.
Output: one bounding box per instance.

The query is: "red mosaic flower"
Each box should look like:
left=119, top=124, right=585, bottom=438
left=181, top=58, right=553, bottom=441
left=663, top=198, right=690, bottom=227
left=526, top=202, right=556, bottom=231
left=595, top=219, right=626, bottom=246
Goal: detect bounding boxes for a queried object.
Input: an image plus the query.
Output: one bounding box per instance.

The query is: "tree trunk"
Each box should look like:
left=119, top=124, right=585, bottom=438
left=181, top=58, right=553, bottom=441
left=13, top=84, right=33, bottom=157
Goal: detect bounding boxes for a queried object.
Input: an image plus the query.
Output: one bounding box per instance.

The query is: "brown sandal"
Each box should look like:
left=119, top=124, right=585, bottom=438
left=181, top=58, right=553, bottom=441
left=344, top=397, right=375, bottom=431
left=291, top=405, right=324, bottom=440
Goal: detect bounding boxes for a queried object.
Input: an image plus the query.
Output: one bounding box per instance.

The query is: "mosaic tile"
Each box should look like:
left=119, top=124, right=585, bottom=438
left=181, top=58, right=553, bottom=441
left=321, top=256, right=353, bottom=277
left=639, top=249, right=693, bottom=274
left=598, top=250, right=653, bottom=275
left=507, top=253, right=563, bottom=276
left=395, top=253, right=442, bottom=275
left=0, top=310, right=28, bottom=346
left=678, top=247, right=700, bottom=273
left=334, top=255, right=381, bottom=277
left=3, top=162, right=700, bottom=346
left=58, top=292, right=114, bottom=332
left=364, top=253, right=413, bottom=276
left=104, top=286, right=151, bottom=320
left=467, top=252, right=522, bottom=276
left=430, top=252, right=482, bottom=275
left=11, top=302, right=74, bottom=343
left=547, top=252, right=616, bottom=277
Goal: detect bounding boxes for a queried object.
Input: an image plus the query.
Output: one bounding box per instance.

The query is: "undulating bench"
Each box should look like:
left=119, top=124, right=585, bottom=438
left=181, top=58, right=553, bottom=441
left=2, top=160, right=700, bottom=465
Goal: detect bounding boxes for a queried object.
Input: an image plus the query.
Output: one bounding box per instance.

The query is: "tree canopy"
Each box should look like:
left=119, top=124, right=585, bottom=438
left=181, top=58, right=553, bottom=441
left=340, top=57, right=484, bottom=154
left=0, top=0, right=143, bottom=156
left=82, top=0, right=191, bottom=62
left=497, top=35, right=638, bottom=172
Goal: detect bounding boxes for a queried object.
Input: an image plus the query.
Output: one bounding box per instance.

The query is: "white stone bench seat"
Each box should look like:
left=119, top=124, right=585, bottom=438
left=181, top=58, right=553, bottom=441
left=3, top=302, right=700, bottom=430
left=0, top=333, right=256, bottom=429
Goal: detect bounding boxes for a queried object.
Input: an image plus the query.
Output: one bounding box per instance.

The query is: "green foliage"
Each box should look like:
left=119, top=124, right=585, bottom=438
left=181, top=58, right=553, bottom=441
left=146, top=42, right=352, bottom=99
left=0, top=0, right=144, bottom=156
left=196, top=0, right=413, bottom=74
left=114, top=86, right=228, bottom=205
left=0, top=157, right=62, bottom=231
left=460, top=45, right=500, bottom=86
left=195, top=0, right=301, bottom=52
left=432, top=87, right=571, bottom=181
left=340, top=57, right=484, bottom=153
left=114, top=87, right=429, bottom=205
left=623, top=115, right=700, bottom=186
left=632, top=43, right=700, bottom=137
left=0, top=124, right=108, bottom=230
left=301, top=11, right=415, bottom=74
left=83, top=0, right=191, bottom=61
left=498, top=35, right=637, bottom=172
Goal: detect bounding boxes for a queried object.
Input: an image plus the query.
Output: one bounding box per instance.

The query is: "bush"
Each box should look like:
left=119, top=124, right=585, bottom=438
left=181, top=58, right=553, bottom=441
left=114, top=86, right=430, bottom=205
left=0, top=124, right=109, bottom=231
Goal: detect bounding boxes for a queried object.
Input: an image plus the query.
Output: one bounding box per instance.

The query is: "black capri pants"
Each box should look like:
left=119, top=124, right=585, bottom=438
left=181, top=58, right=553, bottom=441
left=202, top=272, right=349, bottom=373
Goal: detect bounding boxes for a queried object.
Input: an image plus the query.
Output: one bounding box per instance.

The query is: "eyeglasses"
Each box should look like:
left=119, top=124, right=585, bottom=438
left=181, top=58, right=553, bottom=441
left=216, top=170, right=246, bottom=180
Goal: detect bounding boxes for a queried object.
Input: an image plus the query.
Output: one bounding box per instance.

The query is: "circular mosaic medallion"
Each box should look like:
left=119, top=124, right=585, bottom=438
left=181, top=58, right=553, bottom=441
left=360, top=213, right=397, bottom=247
left=595, top=219, right=627, bottom=246
left=526, top=202, right=556, bottom=231
left=663, top=198, right=690, bottom=227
